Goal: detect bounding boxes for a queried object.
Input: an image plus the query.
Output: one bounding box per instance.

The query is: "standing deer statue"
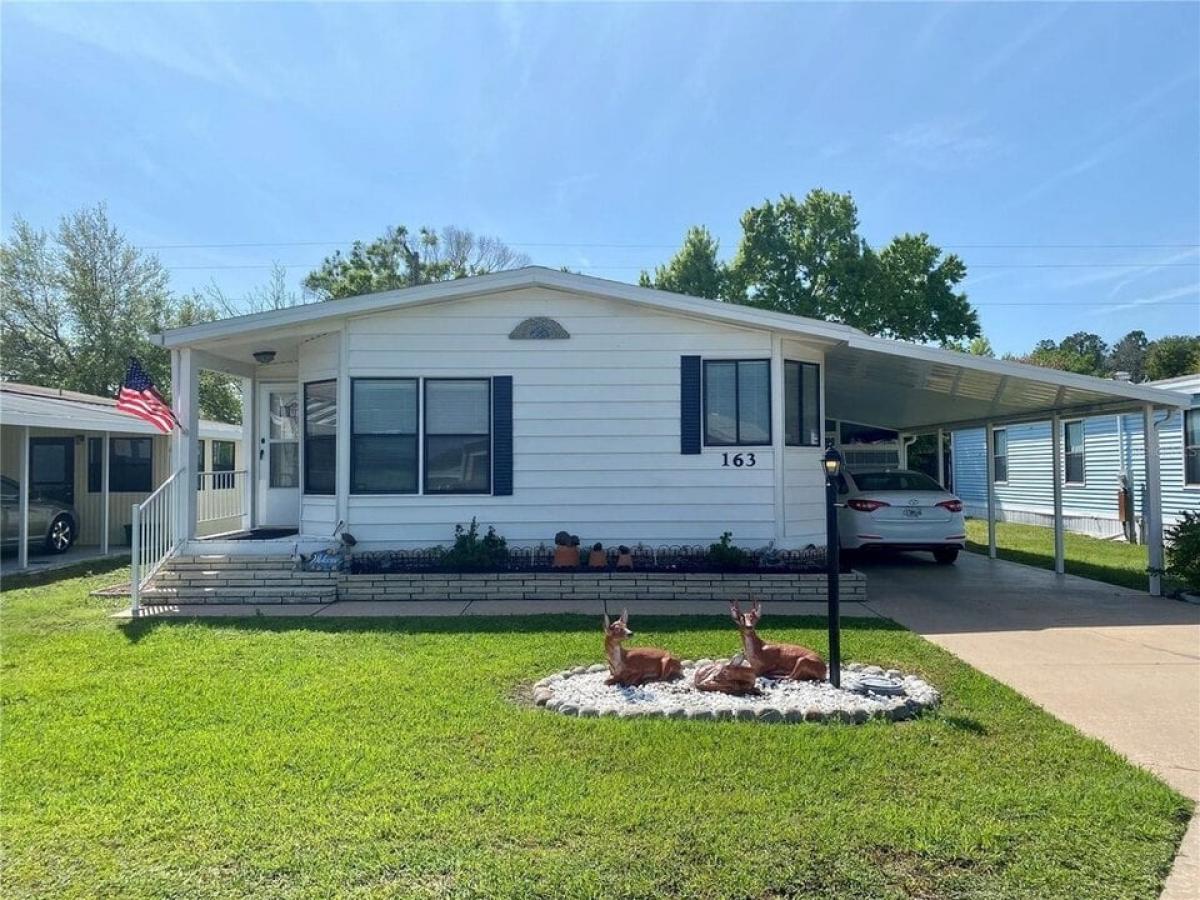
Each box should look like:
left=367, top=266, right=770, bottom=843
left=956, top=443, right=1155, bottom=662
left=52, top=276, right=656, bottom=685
left=729, top=600, right=827, bottom=681
left=603, top=610, right=683, bottom=686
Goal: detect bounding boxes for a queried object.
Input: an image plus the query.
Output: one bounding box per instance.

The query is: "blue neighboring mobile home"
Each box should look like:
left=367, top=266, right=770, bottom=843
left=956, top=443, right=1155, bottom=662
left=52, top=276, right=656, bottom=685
left=952, top=374, right=1200, bottom=539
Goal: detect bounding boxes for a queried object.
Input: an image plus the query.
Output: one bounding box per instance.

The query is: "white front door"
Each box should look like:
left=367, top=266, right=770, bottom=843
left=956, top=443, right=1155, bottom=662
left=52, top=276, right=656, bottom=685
left=257, top=384, right=300, bottom=528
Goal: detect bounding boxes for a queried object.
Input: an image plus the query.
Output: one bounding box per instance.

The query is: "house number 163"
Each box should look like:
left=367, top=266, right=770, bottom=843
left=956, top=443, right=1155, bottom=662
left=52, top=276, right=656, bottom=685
left=721, top=453, right=756, bottom=468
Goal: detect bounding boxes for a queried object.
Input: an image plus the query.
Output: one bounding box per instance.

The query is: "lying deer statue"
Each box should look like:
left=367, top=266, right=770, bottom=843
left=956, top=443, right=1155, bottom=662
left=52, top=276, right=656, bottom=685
left=603, top=610, right=683, bottom=686
left=694, top=651, right=760, bottom=695
left=730, top=600, right=827, bottom=681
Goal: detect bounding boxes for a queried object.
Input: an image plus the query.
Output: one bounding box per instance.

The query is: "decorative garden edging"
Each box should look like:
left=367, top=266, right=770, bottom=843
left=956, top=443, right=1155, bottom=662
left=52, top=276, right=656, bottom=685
left=531, top=662, right=940, bottom=723
left=337, top=570, right=866, bottom=602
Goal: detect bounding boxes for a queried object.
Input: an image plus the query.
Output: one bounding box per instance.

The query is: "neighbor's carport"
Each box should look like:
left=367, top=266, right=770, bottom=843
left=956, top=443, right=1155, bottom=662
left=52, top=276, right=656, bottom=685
left=821, top=335, right=1190, bottom=594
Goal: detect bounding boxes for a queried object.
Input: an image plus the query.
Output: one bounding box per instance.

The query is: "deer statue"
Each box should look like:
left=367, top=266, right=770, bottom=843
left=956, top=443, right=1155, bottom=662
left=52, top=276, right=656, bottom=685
left=603, top=609, right=683, bottom=686
left=693, top=651, right=760, bottom=695
left=729, top=600, right=827, bottom=681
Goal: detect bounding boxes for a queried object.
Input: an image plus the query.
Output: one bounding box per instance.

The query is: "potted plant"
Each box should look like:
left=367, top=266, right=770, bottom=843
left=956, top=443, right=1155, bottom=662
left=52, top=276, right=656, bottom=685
left=587, top=542, right=607, bottom=569
left=616, top=544, right=634, bottom=570
left=552, top=531, right=581, bottom=568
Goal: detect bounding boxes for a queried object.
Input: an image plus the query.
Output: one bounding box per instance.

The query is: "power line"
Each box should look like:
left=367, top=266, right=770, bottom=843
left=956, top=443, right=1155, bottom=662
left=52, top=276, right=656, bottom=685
left=138, top=238, right=1200, bottom=251
left=162, top=261, right=1200, bottom=271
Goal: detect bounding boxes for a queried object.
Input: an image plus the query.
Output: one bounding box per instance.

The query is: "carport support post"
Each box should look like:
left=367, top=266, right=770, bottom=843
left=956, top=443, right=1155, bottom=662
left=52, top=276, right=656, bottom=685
left=984, top=422, right=997, bottom=559
left=1050, top=414, right=1065, bottom=575
left=17, top=426, right=29, bottom=570
left=936, top=428, right=945, bottom=487
left=1143, top=404, right=1164, bottom=596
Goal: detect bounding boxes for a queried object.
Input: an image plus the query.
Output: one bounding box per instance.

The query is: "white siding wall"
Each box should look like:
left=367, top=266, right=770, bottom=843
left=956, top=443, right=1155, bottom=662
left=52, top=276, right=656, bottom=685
left=290, top=288, right=825, bottom=549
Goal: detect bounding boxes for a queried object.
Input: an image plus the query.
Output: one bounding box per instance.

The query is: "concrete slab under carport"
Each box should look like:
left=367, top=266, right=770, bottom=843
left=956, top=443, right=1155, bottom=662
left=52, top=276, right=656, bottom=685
left=858, top=550, right=1200, bottom=899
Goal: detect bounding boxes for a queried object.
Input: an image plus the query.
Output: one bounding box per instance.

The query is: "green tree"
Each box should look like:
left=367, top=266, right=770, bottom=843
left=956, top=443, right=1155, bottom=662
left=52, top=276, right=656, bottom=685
left=303, top=225, right=530, bottom=301
left=1010, top=333, right=1109, bottom=376
left=0, top=204, right=240, bottom=423
left=658, top=190, right=981, bottom=343
left=639, top=226, right=726, bottom=299
left=1144, top=335, right=1200, bottom=381
left=1107, top=330, right=1150, bottom=382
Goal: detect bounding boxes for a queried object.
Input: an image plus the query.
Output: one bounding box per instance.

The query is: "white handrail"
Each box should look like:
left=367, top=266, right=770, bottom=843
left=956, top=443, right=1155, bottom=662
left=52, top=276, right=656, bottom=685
left=130, top=467, right=185, bottom=616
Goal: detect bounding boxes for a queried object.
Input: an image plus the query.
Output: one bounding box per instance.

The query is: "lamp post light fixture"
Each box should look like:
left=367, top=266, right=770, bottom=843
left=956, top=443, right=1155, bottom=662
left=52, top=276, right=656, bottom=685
left=822, top=445, right=844, bottom=688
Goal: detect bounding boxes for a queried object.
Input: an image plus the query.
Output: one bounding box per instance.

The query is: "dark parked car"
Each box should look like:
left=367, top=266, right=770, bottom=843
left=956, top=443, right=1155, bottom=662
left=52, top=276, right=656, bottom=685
left=0, top=475, right=77, bottom=553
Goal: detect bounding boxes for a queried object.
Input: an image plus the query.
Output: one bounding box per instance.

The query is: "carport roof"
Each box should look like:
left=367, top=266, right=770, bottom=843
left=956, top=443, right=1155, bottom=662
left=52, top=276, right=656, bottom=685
left=0, top=383, right=239, bottom=437
left=153, top=266, right=1186, bottom=431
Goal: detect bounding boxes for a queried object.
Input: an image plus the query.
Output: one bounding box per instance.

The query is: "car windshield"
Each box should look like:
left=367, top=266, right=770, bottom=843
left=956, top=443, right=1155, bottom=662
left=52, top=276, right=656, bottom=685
left=852, top=471, right=944, bottom=492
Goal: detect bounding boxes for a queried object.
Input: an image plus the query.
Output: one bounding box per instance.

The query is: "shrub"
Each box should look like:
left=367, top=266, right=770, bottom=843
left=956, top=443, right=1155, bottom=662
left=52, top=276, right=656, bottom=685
left=437, top=518, right=510, bottom=572
left=707, top=531, right=751, bottom=572
left=1164, top=511, right=1200, bottom=594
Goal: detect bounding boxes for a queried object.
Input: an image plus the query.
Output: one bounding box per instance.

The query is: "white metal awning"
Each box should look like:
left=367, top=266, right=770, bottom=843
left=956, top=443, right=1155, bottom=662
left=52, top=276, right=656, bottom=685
left=0, top=385, right=237, bottom=438
left=824, top=335, right=1188, bottom=433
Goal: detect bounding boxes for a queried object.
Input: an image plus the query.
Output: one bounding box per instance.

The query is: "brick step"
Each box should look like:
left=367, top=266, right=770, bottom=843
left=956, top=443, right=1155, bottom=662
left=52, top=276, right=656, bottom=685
left=155, top=572, right=337, bottom=587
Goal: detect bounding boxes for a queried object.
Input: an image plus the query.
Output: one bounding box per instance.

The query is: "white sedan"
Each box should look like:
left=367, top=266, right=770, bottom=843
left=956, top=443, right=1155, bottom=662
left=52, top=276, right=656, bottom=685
left=836, top=468, right=966, bottom=564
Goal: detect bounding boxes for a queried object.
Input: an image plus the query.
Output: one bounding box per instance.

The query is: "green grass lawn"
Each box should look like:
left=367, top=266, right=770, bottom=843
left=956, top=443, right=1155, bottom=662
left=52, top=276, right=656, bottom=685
left=1, top=567, right=1190, bottom=899
left=965, top=518, right=1150, bottom=591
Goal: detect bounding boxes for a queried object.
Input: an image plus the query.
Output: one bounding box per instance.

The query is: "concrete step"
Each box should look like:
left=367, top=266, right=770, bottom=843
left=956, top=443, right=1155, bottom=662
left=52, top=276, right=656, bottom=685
left=142, top=585, right=337, bottom=603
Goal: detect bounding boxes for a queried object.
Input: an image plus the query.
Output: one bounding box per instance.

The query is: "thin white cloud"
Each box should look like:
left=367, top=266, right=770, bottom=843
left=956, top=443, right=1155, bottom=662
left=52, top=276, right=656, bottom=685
left=1105, top=282, right=1200, bottom=315
left=888, top=118, right=1001, bottom=170
left=971, top=6, right=1072, bottom=85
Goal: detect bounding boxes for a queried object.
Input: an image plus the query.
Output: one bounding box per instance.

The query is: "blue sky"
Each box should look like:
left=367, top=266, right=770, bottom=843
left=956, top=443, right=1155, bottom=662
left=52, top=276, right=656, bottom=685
left=3, top=2, right=1197, bottom=354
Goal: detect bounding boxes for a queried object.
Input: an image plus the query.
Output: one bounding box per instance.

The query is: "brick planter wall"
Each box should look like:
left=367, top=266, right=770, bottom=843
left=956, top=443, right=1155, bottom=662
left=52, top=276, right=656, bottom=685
left=338, top=571, right=867, bottom=603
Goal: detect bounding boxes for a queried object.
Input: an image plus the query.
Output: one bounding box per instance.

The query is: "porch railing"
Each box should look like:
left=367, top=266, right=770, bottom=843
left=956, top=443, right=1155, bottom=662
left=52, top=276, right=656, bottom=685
left=130, top=468, right=185, bottom=615
left=197, top=469, right=248, bottom=525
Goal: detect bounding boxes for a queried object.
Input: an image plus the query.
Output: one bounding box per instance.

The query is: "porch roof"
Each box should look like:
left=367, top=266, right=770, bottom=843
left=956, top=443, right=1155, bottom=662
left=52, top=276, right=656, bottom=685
left=152, top=266, right=1187, bottom=431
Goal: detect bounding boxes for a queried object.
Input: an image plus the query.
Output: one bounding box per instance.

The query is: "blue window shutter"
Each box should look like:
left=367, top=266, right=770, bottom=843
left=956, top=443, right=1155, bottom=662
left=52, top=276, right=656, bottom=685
left=493, top=376, right=514, bottom=495
left=680, top=356, right=702, bottom=454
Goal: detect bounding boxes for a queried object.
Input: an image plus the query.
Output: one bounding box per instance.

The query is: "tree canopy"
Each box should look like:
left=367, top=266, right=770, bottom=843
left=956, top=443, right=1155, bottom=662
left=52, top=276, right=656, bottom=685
left=0, top=204, right=241, bottom=422
left=303, top=225, right=530, bottom=301
left=1005, top=330, right=1199, bottom=381
left=639, top=226, right=725, bottom=299
left=643, top=190, right=980, bottom=344
left=1144, top=335, right=1200, bottom=381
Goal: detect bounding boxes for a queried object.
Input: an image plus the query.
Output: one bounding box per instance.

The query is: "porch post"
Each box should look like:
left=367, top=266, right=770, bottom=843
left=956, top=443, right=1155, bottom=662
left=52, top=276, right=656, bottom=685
left=171, top=348, right=200, bottom=542
left=1050, top=414, right=1065, bottom=575
left=769, top=335, right=785, bottom=545
left=984, top=422, right=997, bottom=559
left=336, top=327, right=352, bottom=536
left=17, top=426, right=29, bottom=570
left=898, top=433, right=908, bottom=469
left=1143, top=404, right=1164, bottom=596
left=936, top=428, right=945, bottom=487
left=101, top=432, right=110, bottom=556
left=241, top=375, right=255, bottom=532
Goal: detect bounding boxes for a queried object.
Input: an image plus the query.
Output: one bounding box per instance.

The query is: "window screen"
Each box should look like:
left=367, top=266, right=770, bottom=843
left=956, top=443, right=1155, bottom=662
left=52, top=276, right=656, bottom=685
left=1063, top=420, right=1085, bottom=485
left=703, top=359, right=770, bottom=446
left=992, top=429, right=1008, bottom=483
left=352, top=379, right=418, bottom=494
left=1185, top=410, right=1199, bottom=486
left=785, top=361, right=821, bottom=447
left=304, top=380, right=337, bottom=495
left=424, top=379, right=490, bottom=494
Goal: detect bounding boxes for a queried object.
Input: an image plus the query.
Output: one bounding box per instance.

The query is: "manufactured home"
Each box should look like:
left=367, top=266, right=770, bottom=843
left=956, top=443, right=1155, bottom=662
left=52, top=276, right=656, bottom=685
left=0, top=382, right=243, bottom=570
left=951, top=374, right=1199, bottom=539
left=142, top=267, right=1185, bottom=598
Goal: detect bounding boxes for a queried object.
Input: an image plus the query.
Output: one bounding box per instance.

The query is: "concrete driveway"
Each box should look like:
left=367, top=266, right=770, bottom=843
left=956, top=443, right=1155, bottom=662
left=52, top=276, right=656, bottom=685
left=860, top=550, right=1200, bottom=898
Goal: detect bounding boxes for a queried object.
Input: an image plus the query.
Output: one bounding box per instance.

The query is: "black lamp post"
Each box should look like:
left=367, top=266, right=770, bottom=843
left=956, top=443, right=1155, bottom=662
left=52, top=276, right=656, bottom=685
left=822, top=445, right=843, bottom=688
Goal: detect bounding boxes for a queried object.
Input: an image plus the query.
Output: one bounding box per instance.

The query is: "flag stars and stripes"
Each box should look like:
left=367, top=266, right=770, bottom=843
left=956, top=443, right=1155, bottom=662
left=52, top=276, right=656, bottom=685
left=116, top=358, right=179, bottom=434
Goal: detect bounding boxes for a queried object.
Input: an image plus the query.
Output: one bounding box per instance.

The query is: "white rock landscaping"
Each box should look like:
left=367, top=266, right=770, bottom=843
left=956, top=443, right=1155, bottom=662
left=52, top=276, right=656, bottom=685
left=531, top=661, right=940, bottom=723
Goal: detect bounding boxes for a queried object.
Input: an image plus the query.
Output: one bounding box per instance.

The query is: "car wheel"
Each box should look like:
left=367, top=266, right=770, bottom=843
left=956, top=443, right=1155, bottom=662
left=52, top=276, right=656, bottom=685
left=933, top=548, right=958, bottom=565
left=45, top=514, right=75, bottom=554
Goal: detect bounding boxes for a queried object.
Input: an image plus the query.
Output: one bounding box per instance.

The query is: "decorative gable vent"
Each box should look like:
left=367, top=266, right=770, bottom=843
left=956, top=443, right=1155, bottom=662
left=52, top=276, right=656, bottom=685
left=509, top=317, right=570, bottom=340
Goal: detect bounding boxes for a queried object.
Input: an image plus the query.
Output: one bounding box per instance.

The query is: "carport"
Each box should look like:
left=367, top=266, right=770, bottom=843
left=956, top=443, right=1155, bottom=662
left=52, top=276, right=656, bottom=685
left=822, top=334, right=1190, bottom=594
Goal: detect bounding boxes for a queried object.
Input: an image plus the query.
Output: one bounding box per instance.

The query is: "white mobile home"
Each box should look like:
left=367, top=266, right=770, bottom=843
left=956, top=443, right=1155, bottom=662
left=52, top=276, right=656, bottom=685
left=147, top=268, right=1186, bottom=594
left=951, top=374, right=1199, bottom=538
left=0, top=382, right=243, bottom=568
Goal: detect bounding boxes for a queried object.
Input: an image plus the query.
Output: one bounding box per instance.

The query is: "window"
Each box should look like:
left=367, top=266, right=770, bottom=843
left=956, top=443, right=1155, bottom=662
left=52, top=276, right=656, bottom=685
left=304, top=380, right=337, bottom=495
left=197, top=440, right=206, bottom=490
left=703, top=359, right=770, bottom=446
left=1063, top=420, right=1085, bottom=485
left=784, top=361, right=821, bottom=447
left=992, top=428, right=1008, bottom=483
left=1185, top=410, right=1199, bottom=487
left=110, top=437, right=153, bottom=492
left=88, top=438, right=103, bottom=492
left=851, top=471, right=945, bottom=492
left=352, top=379, right=418, bottom=494
left=424, top=379, right=491, bottom=494
left=212, top=440, right=236, bottom=489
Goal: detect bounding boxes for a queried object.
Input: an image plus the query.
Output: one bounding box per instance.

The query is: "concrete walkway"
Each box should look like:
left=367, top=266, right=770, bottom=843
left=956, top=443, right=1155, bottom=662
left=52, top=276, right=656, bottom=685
left=860, top=551, right=1200, bottom=900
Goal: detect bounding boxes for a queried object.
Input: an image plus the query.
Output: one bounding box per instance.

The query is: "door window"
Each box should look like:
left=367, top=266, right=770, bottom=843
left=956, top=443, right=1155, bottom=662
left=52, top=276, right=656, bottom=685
left=268, top=390, right=300, bottom=489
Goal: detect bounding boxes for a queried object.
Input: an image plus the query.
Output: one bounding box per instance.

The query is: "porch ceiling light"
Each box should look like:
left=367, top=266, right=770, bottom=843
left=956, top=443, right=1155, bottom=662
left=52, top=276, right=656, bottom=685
left=252, top=350, right=277, bottom=364
left=822, top=446, right=843, bottom=479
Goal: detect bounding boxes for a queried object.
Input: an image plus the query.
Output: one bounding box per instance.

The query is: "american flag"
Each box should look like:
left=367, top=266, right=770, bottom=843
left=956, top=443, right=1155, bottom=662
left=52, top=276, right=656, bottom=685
left=116, top=358, right=179, bottom=434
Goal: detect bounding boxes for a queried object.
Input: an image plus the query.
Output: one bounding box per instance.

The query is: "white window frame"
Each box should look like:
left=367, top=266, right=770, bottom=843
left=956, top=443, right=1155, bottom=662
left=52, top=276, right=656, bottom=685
left=1062, top=418, right=1086, bottom=487
left=991, top=427, right=1008, bottom=485
left=701, top=358, right=773, bottom=448
left=1184, top=408, right=1200, bottom=489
